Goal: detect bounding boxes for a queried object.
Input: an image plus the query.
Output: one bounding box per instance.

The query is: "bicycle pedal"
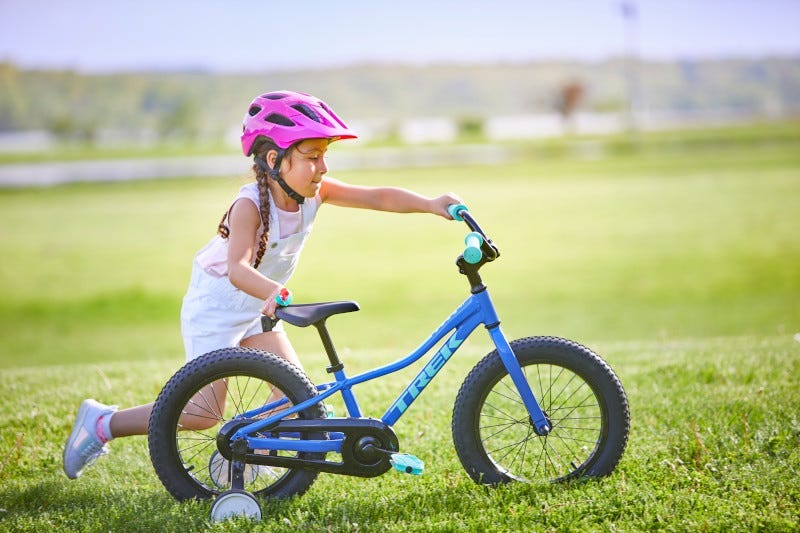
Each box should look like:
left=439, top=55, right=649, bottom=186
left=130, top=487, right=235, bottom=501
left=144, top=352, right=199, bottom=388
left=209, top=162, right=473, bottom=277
left=390, top=453, right=424, bottom=475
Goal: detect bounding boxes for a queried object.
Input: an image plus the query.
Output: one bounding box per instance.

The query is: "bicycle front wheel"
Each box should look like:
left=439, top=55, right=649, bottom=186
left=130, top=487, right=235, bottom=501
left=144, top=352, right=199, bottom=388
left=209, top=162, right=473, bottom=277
left=148, top=347, right=325, bottom=501
left=452, top=336, right=629, bottom=485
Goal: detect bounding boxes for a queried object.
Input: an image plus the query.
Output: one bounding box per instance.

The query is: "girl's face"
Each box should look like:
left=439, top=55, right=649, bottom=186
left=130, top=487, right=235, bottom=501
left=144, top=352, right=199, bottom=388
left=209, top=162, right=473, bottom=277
left=277, top=138, right=330, bottom=201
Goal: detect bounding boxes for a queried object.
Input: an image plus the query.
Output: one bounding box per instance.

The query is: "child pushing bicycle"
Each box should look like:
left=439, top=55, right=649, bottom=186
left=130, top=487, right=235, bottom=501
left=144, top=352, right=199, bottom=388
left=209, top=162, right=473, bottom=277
left=63, top=90, right=462, bottom=479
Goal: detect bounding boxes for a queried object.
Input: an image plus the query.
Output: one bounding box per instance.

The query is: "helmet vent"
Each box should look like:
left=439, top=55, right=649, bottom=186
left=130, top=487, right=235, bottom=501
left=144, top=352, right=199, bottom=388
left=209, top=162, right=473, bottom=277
left=248, top=105, right=262, bottom=117
left=291, top=104, right=321, bottom=124
left=319, top=102, right=348, bottom=129
left=263, top=93, right=288, bottom=100
left=265, top=113, right=295, bottom=127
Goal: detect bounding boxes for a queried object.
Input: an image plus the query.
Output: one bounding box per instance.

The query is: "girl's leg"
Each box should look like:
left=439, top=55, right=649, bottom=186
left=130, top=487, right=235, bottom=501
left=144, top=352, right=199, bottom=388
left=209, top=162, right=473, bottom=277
left=109, top=403, right=152, bottom=437
left=111, top=331, right=297, bottom=437
left=240, top=330, right=301, bottom=419
left=66, top=333, right=297, bottom=478
left=240, top=330, right=303, bottom=370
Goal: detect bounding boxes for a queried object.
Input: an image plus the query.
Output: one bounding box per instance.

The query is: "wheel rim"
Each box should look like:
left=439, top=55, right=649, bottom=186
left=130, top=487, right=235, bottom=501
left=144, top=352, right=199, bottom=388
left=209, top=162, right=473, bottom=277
left=172, top=372, right=297, bottom=495
left=478, top=362, right=605, bottom=482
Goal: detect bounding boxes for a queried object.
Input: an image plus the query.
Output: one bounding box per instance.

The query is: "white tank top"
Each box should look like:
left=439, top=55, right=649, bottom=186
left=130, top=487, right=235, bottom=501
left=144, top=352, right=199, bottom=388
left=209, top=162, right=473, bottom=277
left=194, top=182, right=320, bottom=286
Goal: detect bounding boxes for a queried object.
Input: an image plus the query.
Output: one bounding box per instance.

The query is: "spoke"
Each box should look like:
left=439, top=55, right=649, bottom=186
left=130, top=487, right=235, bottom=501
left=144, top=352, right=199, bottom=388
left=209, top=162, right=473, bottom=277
left=545, top=439, right=583, bottom=476
left=228, top=376, right=246, bottom=416
left=210, top=458, right=226, bottom=486
left=510, top=425, right=534, bottom=476
left=263, top=383, right=287, bottom=418
left=176, top=435, right=216, bottom=453
left=548, top=431, right=600, bottom=446
left=209, top=381, right=226, bottom=423
left=534, top=435, right=548, bottom=477
left=550, top=390, right=599, bottom=430
left=233, top=375, right=247, bottom=415
left=480, top=409, right=530, bottom=426
left=481, top=419, right=524, bottom=442
left=180, top=406, right=222, bottom=424
left=480, top=420, right=527, bottom=431
left=546, top=428, right=585, bottom=469
left=547, top=402, right=600, bottom=415
left=544, top=366, right=567, bottom=412
left=175, top=435, right=216, bottom=442
left=245, top=379, right=268, bottom=415
left=179, top=438, right=216, bottom=465
left=491, top=382, right=526, bottom=408
left=541, top=435, right=570, bottom=477
left=546, top=368, right=577, bottom=408
left=483, top=399, right=528, bottom=426
left=536, top=365, right=544, bottom=412
left=484, top=430, right=537, bottom=462
left=480, top=411, right=525, bottom=423
left=554, top=423, right=602, bottom=433
left=183, top=384, right=226, bottom=422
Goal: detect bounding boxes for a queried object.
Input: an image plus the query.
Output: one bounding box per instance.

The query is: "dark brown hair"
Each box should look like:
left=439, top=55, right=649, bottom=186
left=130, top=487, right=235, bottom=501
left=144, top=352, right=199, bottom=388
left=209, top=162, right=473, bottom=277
left=217, top=138, right=291, bottom=269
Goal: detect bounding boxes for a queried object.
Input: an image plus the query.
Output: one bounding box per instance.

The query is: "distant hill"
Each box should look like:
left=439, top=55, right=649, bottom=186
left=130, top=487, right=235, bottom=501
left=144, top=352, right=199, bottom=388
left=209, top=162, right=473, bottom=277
left=1, top=57, right=798, bottom=141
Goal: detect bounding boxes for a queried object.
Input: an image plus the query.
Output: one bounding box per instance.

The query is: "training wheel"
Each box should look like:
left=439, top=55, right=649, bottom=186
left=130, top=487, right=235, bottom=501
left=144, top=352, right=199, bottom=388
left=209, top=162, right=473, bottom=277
left=209, top=489, right=262, bottom=522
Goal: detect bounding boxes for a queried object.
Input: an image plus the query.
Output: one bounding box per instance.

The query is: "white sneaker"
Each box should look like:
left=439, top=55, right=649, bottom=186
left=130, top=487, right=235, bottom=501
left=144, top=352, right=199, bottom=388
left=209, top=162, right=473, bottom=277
left=63, top=399, right=116, bottom=479
left=208, top=450, right=280, bottom=488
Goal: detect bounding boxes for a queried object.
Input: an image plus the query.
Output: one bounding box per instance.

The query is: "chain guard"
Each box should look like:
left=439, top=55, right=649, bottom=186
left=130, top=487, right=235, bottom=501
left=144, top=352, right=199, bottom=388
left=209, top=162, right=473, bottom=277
left=218, top=417, right=400, bottom=478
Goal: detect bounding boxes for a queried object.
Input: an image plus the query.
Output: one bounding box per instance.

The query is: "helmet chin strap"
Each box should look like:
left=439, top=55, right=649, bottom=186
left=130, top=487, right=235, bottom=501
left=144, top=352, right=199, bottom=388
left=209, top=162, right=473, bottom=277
left=255, top=153, right=305, bottom=205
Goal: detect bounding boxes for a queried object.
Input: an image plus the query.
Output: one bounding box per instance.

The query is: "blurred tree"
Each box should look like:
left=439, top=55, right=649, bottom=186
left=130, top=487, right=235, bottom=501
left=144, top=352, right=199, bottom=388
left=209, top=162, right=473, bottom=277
left=0, top=63, right=26, bottom=130
left=49, top=113, right=96, bottom=144
left=49, top=114, right=75, bottom=140
left=457, top=115, right=485, bottom=141
left=159, top=97, right=199, bottom=141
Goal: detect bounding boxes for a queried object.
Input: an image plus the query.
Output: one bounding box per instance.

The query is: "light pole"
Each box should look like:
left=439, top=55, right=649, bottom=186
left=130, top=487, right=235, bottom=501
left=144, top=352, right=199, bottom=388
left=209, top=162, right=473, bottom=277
left=621, top=1, right=641, bottom=136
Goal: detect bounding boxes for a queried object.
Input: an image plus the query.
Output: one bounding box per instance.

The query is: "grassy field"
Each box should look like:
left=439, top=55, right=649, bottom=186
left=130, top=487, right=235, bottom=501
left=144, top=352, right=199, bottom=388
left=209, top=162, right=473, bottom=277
left=0, top=133, right=799, bottom=531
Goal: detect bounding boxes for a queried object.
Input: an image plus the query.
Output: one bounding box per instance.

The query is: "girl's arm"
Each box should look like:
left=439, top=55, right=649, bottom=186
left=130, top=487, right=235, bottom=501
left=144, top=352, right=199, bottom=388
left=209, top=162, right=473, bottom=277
left=225, top=199, right=284, bottom=317
left=320, top=177, right=461, bottom=219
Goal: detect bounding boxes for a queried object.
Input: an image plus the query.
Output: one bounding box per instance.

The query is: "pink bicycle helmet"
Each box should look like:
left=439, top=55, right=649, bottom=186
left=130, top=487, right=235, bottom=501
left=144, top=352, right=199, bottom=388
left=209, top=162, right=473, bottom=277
left=241, top=90, right=357, bottom=156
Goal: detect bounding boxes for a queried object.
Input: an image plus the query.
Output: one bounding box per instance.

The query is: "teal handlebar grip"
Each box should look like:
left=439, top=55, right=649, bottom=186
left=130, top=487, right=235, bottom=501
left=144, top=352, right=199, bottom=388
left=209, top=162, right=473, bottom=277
left=464, top=232, right=484, bottom=264
left=275, top=287, right=293, bottom=307
left=447, top=203, right=469, bottom=221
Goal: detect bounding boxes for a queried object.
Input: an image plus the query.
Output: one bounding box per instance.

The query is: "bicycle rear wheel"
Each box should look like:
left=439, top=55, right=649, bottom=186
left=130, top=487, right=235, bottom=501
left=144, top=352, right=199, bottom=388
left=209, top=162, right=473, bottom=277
left=148, top=347, right=325, bottom=501
left=452, top=336, right=629, bottom=485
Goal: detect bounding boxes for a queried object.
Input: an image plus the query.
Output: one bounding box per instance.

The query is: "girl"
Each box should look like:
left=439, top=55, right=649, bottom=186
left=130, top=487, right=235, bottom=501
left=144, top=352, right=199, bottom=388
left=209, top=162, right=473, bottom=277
left=63, top=90, right=461, bottom=479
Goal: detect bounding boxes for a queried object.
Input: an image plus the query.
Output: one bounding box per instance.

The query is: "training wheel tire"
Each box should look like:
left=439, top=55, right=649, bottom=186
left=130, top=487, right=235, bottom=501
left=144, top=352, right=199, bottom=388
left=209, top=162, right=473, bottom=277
left=209, top=489, right=262, bottom=522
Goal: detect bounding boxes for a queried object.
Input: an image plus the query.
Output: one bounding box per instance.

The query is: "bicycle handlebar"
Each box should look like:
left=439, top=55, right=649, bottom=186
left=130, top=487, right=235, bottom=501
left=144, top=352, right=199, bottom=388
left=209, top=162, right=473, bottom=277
left=447, top=203, right=468, bottom=222
left=448, top=204, right=499, bottom=263
left=463, top=232, right=483, bottom=264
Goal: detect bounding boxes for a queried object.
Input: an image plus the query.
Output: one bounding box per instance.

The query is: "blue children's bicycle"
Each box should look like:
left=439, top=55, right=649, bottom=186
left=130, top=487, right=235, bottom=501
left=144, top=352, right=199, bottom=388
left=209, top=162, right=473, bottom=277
left=148, top=205, right=630, bottom=520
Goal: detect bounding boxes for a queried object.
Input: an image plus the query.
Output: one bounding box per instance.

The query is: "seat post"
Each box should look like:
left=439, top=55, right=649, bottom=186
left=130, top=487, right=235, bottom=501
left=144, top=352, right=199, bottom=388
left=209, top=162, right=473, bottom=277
left=313, top=319, right=344, bottom=373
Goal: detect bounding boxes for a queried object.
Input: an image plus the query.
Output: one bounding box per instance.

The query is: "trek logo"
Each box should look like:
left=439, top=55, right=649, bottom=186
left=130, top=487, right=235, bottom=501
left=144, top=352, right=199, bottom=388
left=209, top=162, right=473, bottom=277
left=389, top=334, right=464, bottom=417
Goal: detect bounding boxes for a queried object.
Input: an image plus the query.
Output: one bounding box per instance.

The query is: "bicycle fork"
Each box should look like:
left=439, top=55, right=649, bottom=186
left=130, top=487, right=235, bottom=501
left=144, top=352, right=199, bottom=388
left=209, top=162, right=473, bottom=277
left=474, top=290, right=551, bottom=436
left=487, top=324, right=551, bottom=435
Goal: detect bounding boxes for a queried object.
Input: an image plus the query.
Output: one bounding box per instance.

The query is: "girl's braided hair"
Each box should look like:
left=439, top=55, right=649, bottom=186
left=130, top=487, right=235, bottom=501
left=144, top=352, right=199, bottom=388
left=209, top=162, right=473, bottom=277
left=217, top=138, right=290, bottom=269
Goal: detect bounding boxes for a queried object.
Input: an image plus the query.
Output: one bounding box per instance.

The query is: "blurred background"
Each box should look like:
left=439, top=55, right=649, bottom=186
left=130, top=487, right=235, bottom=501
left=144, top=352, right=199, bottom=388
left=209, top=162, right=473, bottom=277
left=0, top=0, right=798, bottom=179
left=0, top=0, right=798, bottom=366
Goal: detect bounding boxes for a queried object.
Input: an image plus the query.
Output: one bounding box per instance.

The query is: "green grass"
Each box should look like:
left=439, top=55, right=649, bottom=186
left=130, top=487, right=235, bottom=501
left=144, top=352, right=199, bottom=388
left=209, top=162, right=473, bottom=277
left=1, top=133, right=799, bottom=531
left=1, top=337, right=798, bottom=531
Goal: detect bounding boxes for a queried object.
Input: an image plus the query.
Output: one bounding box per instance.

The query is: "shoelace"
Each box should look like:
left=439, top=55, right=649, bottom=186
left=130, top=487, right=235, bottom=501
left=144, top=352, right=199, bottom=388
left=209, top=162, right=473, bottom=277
left=80, top=441, right=108, bottom=468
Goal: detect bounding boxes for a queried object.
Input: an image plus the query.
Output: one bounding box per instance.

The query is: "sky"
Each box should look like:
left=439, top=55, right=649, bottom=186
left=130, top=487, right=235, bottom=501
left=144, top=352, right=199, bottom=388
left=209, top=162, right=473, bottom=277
left=1, top=0, right=799, bottom=73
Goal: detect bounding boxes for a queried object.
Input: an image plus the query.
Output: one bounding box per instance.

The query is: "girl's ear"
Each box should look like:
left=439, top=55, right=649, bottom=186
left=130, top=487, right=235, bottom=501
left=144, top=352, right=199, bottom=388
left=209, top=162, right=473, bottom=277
left=266, top=149, right=278, bottom=170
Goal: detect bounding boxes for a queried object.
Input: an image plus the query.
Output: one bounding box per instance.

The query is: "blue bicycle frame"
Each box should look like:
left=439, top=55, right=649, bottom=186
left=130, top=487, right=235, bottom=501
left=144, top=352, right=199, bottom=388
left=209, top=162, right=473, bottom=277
left=230, top=288, right=551, bottom=453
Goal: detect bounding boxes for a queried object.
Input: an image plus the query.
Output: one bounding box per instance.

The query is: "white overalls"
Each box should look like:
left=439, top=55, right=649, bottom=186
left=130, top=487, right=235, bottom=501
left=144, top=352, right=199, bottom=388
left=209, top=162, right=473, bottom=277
left=180, top=183, right=320, bottom=361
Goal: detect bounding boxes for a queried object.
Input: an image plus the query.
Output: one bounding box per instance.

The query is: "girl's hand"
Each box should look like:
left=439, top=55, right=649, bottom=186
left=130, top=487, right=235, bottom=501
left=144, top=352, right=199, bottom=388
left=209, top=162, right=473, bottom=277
left=431, top=193, right=464, bottom=219
left=261, top=283, right=285, bottom=318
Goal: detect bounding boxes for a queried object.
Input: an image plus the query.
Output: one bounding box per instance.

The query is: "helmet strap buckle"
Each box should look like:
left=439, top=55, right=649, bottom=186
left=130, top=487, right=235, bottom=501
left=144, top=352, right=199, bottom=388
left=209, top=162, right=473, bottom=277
left=255, top=154, right=305, bottom=205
